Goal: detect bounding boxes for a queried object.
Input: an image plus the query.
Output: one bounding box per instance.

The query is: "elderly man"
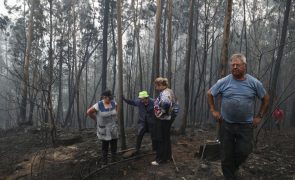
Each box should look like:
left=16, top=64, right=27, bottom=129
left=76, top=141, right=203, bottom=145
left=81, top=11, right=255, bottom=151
left=207, top=53, right=270, bottom=179
left=123, top=91, right=156, bottom=153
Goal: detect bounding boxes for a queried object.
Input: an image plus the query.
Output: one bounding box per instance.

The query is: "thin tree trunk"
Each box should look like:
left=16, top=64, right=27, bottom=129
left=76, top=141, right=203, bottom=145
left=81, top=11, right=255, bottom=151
left=151, top=0, right=162, bottom=96
left=167, top=0, right=173, bottom=86
left=20, top=0, right=35, bottom=125
left=154, top=0, right=161, bottom=78
left=117, top=0, right=126, bottom=150
left=173, top=27, right=179, bottom=90
left=71, top=4, right=82, bottom=130
left=161, top=1, right=167, bottom=77
left=84, top=61, right=88, bottom=128
left=47, top=0, right=56, bottom=143
left=57, top=38, right=64, bottom=125
left=207, top=25, right=215, bottom=122
left=136, top=31, right=143, bottom=90
left=179, top=0, right=195, bottom=134
left=243, top=0, right=248, bottom=57
left=189, top=0, right=199, bottom=125
left=291, top=100, right=295, bottom=127
left=136, top=0, right=143, bottom=90
left=219, top=0, right=233, bottom=78
left=101, top=0, right=110, bottom=91
left=239, top=0, right=245, bottom=52
left=268, top=0, right=291, bottom=120
left=149, top=49, right=155, bottom=96
left=28, top=49, right=39, bottom=125
left=111, top=3, right=117, bottom=94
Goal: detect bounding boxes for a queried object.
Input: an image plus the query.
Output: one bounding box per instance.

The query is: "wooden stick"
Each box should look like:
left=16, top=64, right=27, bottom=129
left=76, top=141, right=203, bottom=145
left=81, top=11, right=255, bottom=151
left=82, top=152, right=155, bottom=180
left=171, top=154, right=179, bottom=172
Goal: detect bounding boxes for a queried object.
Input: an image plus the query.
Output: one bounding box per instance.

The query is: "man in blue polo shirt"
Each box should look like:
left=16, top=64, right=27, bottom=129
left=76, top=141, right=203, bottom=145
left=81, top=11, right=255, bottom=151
left=208, top=53, right=270, bottom=179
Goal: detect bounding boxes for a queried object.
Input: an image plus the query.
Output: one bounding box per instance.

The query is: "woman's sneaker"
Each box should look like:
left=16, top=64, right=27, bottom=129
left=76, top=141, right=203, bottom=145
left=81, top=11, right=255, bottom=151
left=151, top=161, right=160, bottom=166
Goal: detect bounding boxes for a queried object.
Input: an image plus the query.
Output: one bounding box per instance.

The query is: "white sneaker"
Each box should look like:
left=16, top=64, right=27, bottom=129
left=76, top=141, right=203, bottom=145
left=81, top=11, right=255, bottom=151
left=151, top=161, right=160, bottom=166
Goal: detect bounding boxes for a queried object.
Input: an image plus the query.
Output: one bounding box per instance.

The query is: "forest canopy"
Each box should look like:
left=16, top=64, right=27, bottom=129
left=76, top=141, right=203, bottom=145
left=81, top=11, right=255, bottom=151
left=0, top=0, right=294, bottom=134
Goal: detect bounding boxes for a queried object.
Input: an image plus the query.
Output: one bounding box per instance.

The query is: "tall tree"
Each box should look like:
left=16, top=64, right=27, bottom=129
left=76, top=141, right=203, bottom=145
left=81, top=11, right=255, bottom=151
left=111, top=2, right=117, bottom=93
left=134, top=0, right=143, bottom=90
left=150, top=0, right=162, bottom=96
left=56, top=29, right=65, bottom=125
left=47, top=0, right=56, bottom=143
left=190, top=0, right=200, bottom=125
left=117, top=0, right=126, bottom=149
left=179, top=0, right=195, bottom=134
left=239, top=0, right=248, bottom=56
left=211, top=0, right=233, bottom=137
left=161, top=0, right=167, bottom=77
left=167, top=0, right=173, bottom=86
left=219, top=0, right=233, bottom=78
left=19, top=0, right=36, bottom=125
left=155, top=0, right=161, bottom=78
left=72, top=3, right=82, bottom=130
left=101, top=0, right=110, bottom=91
left=268, top=0, right=292, bottom=116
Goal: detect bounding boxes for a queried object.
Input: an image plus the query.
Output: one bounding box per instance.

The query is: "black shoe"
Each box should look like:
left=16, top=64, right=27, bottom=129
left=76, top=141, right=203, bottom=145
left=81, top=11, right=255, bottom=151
left=101, top=157, right=108, bottom=166
left=134, top=149, right=140, bottom=155
left=111, top=155, right=120, bottom=162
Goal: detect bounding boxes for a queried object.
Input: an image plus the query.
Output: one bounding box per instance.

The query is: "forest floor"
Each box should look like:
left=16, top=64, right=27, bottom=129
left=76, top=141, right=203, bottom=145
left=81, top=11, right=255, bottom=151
left=0, top=125, right=295, bottom=180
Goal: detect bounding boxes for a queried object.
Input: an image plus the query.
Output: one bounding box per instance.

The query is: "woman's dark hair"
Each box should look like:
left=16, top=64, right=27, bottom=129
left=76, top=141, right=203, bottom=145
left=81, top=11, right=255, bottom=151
left=100, top=90, right=113, bottom=100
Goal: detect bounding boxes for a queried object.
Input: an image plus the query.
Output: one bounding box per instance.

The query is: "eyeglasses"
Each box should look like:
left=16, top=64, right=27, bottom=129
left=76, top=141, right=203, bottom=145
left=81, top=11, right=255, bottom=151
left=230, top=63, right=244, bottom=68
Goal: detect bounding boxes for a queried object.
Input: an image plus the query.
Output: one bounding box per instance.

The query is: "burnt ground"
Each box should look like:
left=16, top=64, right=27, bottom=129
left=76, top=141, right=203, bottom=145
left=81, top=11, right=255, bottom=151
left=0, top=126, right=295, bottom=180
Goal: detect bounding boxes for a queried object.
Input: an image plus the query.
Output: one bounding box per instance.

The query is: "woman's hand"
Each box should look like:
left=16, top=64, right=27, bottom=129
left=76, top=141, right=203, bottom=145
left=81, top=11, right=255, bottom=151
left=87, top=107, right=97, bottom=121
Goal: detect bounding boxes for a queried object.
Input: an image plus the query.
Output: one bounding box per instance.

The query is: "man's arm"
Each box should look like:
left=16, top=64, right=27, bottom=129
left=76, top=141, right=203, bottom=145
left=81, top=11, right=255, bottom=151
left=207, top=90, right=221, bottom=121
left=253, top=93, right=270, bottom=126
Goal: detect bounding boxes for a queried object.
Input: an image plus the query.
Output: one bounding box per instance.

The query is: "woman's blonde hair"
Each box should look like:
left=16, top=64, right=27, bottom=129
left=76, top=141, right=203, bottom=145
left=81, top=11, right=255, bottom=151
left=154, top=77, right=169, bottom=87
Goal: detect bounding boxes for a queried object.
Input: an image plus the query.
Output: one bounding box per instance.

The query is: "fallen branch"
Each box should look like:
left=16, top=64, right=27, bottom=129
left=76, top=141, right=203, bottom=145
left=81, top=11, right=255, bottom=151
left=118, top=147, right=135, bottom=154
left=82, top=152, right=155, bottom=180
left=171, top=154, right=179, bottom=172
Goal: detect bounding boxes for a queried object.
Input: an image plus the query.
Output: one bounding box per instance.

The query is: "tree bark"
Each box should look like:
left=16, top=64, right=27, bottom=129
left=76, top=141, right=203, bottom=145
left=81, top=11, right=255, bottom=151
left=161, top=1, right=167, bottom=77
left=72, top=5, right=82, bottom=130
left=57, top=35, right=64, bottom=125
left=179, top=0, right=195, bottom=134
left=167, top=0, right=173, bottom=86
left=101, top=0, right=110, bottom=91
left=219, top=0, right=233, bottom=78
left=268, top=0, right=291, bottom=118
left=47, top=0, right=56, bottom=143
left=291, top=100, right=295, bottom=127
left=150, top=0, right=162, bottom=96
left=20, top=0, right=35, bottom=125
left=117, top=0, right=126, bottom=150
left=111, top=2, right=117, bottom=94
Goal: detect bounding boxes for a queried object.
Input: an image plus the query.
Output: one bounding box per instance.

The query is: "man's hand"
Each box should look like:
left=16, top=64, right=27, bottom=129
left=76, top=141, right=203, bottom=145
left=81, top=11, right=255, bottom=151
left=211, top=110, right=222, bottom=122
left=253, top=117, right=262, bottom=127
left=207, top=90, right=222, bottom=122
